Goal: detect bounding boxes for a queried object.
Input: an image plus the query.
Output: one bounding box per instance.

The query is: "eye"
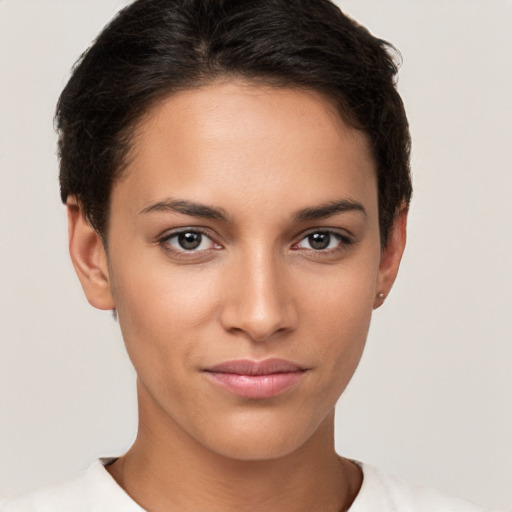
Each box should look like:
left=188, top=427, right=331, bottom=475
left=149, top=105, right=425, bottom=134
left=162, top=230, right=219, bottom=252
left=295, top=231, right=350, bottom=251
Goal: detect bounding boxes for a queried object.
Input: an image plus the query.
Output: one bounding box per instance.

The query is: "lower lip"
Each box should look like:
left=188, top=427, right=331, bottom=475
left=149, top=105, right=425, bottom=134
left=205, top=371, right=305, bottom=399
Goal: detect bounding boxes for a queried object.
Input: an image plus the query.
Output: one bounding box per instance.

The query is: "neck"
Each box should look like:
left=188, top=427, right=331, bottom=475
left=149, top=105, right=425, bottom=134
left=107, top=384, right=362, bottom=512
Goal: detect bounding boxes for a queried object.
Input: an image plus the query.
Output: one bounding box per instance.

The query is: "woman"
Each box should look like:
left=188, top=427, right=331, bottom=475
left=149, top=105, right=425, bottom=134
left=0, top=0, right=501, bottom=510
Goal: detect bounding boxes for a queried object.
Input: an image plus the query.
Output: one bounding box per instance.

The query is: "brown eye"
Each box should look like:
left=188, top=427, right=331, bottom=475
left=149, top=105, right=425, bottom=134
left=178, top=232, right=202, bottom=250
left=308, top=232, right=331, bottom=250
left=163, top=230, right=218, bottom=252
left=295, top=230, right=350, bottom=252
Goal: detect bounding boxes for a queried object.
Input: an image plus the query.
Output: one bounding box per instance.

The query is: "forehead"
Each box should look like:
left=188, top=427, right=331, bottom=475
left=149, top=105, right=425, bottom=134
left=113, top=80, right=377, bottom=222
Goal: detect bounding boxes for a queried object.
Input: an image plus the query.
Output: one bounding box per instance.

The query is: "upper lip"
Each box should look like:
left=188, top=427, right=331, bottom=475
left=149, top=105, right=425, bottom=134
left=205, top=358, right=306, bottom=375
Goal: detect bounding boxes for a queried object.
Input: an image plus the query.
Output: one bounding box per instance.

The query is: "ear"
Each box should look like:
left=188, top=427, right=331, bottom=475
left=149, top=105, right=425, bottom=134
left=373, top=207, right=408, bottom=309
left=67, top=198, right=115, bottom=310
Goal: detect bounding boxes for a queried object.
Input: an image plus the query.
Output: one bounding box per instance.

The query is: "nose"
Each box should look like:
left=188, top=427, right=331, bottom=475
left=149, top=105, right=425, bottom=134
left=220, top=251, right=297, bottom=342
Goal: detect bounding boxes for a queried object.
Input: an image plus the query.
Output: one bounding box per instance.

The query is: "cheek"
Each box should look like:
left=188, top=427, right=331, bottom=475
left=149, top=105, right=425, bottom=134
left=299, top=249, right=379, bottom=333
left=108, top=252, right=221, bottom=379
left=295, top=251, right=379, bottom=390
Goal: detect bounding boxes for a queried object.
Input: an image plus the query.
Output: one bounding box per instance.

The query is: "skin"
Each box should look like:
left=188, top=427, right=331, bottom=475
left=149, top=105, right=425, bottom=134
left=67, top=81, right=407, bottom=511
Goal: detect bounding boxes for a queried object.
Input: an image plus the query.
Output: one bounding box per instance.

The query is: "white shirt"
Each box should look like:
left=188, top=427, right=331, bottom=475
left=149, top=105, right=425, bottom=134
left=0, top=459, right=493, bottom=511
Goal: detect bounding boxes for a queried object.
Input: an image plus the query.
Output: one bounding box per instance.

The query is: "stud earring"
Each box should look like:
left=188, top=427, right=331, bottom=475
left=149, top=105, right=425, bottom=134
left=377, top=292, right=385, bottom=299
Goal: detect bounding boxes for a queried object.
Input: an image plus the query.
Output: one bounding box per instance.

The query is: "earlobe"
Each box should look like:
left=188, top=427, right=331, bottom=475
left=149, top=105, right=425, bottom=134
left=373, top=207, right=408, bottom=309
left=67, top=198, right=115, bottom=311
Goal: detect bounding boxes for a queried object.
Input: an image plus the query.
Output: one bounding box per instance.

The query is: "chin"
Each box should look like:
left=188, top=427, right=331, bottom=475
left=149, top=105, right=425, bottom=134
left=196, top=410, right=329, bottom=462
left=209, top=435, right=306, bottom=462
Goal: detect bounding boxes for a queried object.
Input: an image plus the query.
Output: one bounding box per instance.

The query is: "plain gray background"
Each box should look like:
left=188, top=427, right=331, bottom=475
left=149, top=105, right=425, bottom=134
left=0, top=1, right=511, bottom=509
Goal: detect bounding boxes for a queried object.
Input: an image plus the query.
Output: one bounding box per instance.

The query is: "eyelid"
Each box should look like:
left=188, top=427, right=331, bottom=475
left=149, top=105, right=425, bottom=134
left=155, top=226, right=354, bottom=258
left=295, top=227, right=354, bottom=242
left=158, top=227, right=222, bottom=254
left=291, top=228, right=354, bottom=252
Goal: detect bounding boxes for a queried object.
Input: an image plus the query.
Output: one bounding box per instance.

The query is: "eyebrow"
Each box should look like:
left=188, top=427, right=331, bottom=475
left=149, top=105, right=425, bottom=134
left=140, top=198, right=366, bottom=222
left=294, top=199, right=366, bottom=221
left=140, top=199, right=228, bottom=220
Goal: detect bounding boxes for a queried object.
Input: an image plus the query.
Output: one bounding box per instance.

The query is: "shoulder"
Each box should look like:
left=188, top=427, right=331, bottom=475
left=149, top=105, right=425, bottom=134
left=350, top=462, right=496, bottom=512
left=0, top=459, right=143, bottom=512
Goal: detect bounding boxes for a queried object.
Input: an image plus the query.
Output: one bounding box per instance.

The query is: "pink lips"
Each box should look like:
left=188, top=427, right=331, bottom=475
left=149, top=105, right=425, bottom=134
left=204, top=359, right=307, bottom=399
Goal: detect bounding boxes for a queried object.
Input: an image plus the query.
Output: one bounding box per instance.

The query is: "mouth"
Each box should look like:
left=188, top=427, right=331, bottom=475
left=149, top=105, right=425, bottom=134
left=203, top=358, right=308, bottom=399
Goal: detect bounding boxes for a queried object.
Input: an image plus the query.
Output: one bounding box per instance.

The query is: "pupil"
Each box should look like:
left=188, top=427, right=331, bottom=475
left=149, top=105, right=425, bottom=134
left=309, top=232, right=330, bottom=250
left=178, top=232, right=201, bottom=250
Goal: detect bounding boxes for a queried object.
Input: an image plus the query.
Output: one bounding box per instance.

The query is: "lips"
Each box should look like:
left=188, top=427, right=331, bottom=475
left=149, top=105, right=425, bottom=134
left=204, top=358, right=307, bottom=399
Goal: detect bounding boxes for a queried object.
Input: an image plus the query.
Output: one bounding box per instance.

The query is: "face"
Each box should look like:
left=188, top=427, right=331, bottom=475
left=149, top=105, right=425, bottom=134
left=71, top=81, right=404, bottom=461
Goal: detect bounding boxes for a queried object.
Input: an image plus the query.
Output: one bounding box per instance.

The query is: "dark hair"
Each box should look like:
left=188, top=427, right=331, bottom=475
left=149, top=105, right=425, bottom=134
left=56, top=0, right=411, bottom=245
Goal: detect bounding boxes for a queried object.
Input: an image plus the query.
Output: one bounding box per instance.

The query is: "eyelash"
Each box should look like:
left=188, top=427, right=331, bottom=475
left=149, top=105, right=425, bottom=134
left=157, top=228, right=354, bottom=258
left=291, top=229, right=354, bottom=255
left=158, top=228, right=221, bottom=259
